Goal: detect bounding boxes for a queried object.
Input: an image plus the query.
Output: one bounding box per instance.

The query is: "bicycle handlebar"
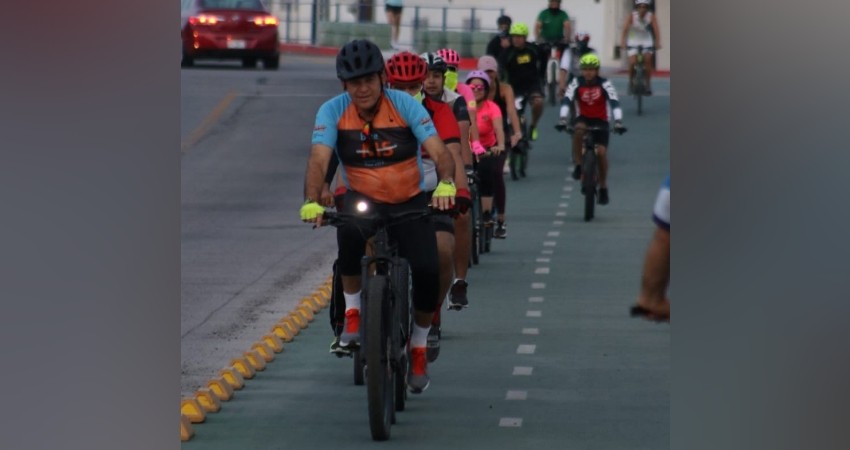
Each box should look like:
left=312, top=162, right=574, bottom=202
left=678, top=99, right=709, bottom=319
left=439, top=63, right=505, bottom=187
left=321, top=206, right=452, bottom=229
left=554, top=124, right=628, bottom=135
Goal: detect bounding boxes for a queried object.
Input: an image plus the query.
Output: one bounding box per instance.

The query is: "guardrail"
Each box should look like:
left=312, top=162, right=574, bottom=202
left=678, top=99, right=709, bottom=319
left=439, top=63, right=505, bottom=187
left=268, top=1, right=505, bottom=56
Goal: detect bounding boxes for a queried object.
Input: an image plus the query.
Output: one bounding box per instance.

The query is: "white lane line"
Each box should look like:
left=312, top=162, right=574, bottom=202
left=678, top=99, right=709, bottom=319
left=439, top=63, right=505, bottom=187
left=547, top=231, right=560, bottom=237
left=555, top=211, right=567, bottom=217
left=534, top=267, right=550, bottom=274
left=543, top=241, right=557, bottom=247
left=536, top=257, right=550, bottom=263
left=528, top=296, right=544, bottom=303
left=513, top=366, right=534, bottom=376
left=553, top=220, right=564, bottom=226
left=542, top=249, right=554, bottom=255
left=517, top=344, right=537, bottom=354
left=561, top=194, right=570, bottom=199
left=531, top=282, right=546, bottom=289
left=499, top=417, right=523, bottom=427
left=558, top=203, right=568, bottom=208
left=506, top=390, right=528, bottom=400
left=564, top=185, right=573, bottom=191
left=526, top=310, right=542, bottom=317
left=522, top=328, right=540, bottom=335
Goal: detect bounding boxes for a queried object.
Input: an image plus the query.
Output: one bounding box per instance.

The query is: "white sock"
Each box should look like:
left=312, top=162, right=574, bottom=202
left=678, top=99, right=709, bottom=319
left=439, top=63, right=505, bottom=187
left=344, top=291, right=361, bottom=312
left=410, top=323, right=430, bottom=349
left=453, top=278, right=465, bottom=284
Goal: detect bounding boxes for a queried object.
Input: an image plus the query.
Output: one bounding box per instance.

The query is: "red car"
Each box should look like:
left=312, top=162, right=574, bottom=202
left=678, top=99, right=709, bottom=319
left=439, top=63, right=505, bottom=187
left=181, top=0, right=280, bottom=69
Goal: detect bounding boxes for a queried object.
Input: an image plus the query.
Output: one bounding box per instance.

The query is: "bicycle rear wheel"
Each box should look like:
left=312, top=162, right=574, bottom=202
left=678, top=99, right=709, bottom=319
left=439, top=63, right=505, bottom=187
left=581, top=150, right=597, bottom=222
left=365, top=275, right=393, bottom=441
left=470, top=188, right=480, bottom=265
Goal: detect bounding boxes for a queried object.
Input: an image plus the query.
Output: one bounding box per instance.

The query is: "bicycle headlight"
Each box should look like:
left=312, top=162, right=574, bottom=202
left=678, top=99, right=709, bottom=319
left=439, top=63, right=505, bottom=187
left=356, top=201, right=369, bottom=213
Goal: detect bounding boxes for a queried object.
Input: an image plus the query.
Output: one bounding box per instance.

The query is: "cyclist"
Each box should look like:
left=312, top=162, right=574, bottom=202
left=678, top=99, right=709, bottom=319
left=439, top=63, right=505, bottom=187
left=556, top=53, right=624, bottom=205
left=631, top=175, right=670, bottom=322
left=385, top=0, right=403, bottom=49
left=486, top=15, right=512, bottom=59
left=558, top=32, right=597, bottom=97
left=436, top=47, right=486, bottom=160
left=498, top=22, right=545, bottom=141
left=422, top=51, right=476, bottom=313
left=620, top=0, right=661, bottom=95
left=534, top=0, right=572, bottom=81
left=465, top=70, right=506, bottom=235
left=385, top=51, right=471, bottom=362
left=301, top=39, right=456, bottom=393
left=478, top=55, right=522, bottom=238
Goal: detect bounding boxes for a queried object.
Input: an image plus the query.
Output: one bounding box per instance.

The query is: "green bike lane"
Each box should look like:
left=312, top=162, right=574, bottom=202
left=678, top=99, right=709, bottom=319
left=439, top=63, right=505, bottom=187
left=182, top=77, right=669, bottom=449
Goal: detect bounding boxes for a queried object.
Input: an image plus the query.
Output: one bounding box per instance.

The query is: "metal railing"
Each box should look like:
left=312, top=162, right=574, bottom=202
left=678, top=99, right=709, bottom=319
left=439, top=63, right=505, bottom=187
left=268, top=1, right=505, bottom=50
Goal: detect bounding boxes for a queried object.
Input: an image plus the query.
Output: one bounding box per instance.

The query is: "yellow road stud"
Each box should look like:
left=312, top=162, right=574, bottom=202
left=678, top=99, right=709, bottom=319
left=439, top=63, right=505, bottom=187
left=288, top=311, right=308, bottom=329
left=313, top=292, right=329, bottom=308
left=252, top=341, right=275, bottom=362
left=220, top=366, right=245, bottom=390
left=244, top=349, right=267, bottom=371
left=262, top=333, right=284, bottom=353
left=296, top=305, right=315, bottom=322
left=207, top=377, right=234, bottom=401
left=279, top=317, right=301, bottom=337
left=270, top=322, right=294, bottom=342
left=181, top=397, right=206, bottom=423
left=230, top=356, right=256, bottom=379
left=180, top=414, right=194, bottom=441
left=195, top=388, right=221, bottom=413
left=301, top=296, right=321, bottom=313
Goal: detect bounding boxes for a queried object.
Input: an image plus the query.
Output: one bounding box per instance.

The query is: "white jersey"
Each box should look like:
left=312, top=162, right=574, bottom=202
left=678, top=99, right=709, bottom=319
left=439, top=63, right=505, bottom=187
left=627, top=11, right=654, bottom=44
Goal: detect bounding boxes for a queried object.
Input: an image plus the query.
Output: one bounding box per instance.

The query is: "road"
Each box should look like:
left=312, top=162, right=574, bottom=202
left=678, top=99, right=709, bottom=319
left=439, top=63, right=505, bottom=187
left=181, top=55, right=670, bottom=448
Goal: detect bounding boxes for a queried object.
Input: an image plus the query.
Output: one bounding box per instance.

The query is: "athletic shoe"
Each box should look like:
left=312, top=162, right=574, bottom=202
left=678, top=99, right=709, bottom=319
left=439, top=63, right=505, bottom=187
left=495, top=222, right=507, bottom=239
left=530, top=126, right=539, bottom=141
left=572, top=164, right=581, bottom=180
left=408, top=347, right=430, bottom=393
left=339, top=308, right=360, bottom=348
left=598, top=188, right=609, bottom=205
left=482, top=211, right=495, bottom=227
left=426, top=326, right=441, bottom=362
left=329, top=336, right=352, bottom=357
left=447, top=279, right=469, bottom=310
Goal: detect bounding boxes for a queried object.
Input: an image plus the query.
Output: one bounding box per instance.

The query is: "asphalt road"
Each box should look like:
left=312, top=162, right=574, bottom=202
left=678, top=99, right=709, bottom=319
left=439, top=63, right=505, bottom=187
left=181, top=56, right=670, bottom=448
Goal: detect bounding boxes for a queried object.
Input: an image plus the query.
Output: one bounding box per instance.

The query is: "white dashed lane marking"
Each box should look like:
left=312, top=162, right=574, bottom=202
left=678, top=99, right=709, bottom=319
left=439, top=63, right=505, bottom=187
left=547, top=231, right=560, bottom=237
left=517, top=344, right=536, bottom=354
left=553, top=220, right=564, bottom=226
left=526, top=310, right=542, bottom=317
left=522, top=328, right=539, bottom=335
left=543, top=241, right=557, bottom=246
left=531, top=282, right=546, bottom=289
left=506, top=390, right=528, bottom=400
left=528, top=296, right=544, bottom=302
left=513, top=366, right=534, bottom=376
left=499, top=418, right=523, bottom=427
left=555, top=211, right=567, bottom=217
left=558, top=203, right=568, bottom=208
left=534, top=267, right=550, bottom=274
left=536, top=257, right=550, bottom=263
left=541, top=249, right=554, bottom=255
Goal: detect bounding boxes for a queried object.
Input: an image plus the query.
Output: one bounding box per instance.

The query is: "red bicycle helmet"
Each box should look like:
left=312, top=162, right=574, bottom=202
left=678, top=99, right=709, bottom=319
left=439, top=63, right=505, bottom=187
left=385, top=51, right=428, bottom=84
left=436, top=48, right=460, bottom=67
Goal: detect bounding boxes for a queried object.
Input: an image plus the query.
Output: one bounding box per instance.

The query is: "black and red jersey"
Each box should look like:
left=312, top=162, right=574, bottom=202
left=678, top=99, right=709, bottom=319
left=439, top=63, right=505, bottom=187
left=563, top=76, right=623, bottom=122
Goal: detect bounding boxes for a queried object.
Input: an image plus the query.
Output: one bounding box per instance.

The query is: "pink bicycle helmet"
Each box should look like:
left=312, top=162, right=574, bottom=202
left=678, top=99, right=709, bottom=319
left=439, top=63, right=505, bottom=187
left=464, top=70, right=491, bottom=90
left=436, top=48, right=460, bottom=67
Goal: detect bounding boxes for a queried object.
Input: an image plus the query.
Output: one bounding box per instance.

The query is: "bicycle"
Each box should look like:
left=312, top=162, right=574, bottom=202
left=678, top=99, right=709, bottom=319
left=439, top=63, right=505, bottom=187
left=466, top=170, right=482, bottom=266
left=323, top=202, right=438, bottom=441
left=508, top=94, right=532, bottom=181
left=555, top=123, right=627, bottom=221
left=628, top=45, right=652, bottom=116
left=543, top=41, right=564, bottom=106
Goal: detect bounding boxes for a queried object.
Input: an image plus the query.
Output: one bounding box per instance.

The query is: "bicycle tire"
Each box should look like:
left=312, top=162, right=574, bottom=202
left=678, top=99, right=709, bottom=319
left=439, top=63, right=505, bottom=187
left=365, top=275, right=393, bottom=441
left=547, top=59, right=558, bottom=106
left=509, top=149, right=519, bottom=181
left=634, top=63, right=645, bottom=116
left=392, top=260, right=411, bottom=413
left=470, top=189, right=480, bottom=265
left=353, top=348, right=365, bottom=385
left=582, top=149, right=597, bottom=222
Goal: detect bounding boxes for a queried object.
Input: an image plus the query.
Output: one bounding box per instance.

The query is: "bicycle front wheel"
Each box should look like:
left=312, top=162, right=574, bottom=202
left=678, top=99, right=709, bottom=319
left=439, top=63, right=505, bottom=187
left=365, top=275, right=393, bottom=441
left=581, top=150, right=597, bottom=222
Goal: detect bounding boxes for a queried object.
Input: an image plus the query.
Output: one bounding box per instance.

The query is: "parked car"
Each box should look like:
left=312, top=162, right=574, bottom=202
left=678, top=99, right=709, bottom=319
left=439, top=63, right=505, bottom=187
left=181, top=0, right=280, bottom=69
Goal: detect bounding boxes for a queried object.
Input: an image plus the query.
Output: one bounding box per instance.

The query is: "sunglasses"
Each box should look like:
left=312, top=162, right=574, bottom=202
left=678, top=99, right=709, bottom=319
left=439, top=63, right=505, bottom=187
left=469, top=84, right=487, bottom=92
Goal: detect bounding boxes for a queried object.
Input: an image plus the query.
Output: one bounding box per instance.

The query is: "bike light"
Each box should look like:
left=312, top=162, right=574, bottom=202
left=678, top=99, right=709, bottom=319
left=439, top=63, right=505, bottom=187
left=356, top=201, right=369, bottom=213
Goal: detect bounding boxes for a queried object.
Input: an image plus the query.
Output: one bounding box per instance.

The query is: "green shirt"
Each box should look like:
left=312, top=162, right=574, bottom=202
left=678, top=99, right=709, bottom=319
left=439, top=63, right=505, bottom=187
left=536, top=9, right=569, bottom=42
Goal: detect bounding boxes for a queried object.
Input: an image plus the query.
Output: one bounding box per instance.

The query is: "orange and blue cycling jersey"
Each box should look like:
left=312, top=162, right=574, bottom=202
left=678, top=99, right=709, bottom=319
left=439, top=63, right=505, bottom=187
left=312, top=89, right=438, bottom=204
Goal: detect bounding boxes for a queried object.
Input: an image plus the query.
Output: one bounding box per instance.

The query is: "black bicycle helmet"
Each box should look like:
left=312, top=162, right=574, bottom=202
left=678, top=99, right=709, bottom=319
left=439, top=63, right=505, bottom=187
left=497, top=15, right=512, bottom=27
left=420, top=52, right=447, bottom=74
left=336, top=39, right=385, bottom=81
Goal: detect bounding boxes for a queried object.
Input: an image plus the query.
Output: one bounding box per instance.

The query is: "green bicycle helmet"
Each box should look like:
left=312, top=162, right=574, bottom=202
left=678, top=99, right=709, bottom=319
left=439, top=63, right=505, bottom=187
left=508, top=22, right=529, bottom=37
left=579, top=53, right=600, bottom=69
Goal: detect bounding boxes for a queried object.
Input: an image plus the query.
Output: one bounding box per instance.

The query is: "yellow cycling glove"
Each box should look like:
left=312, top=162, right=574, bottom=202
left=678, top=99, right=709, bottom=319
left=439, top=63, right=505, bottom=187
left=300, top=201, right=325, bottom=221
left=432, top=180, right=457, bottom=199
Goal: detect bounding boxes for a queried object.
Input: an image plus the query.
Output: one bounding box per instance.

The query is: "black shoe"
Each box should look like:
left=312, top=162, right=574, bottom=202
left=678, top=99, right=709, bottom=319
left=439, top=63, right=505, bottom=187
left=598, top=188, right=609, bottom=205
left=447, top=279, right=469, bottom=310
left=329, top=336, right=353, bottom=358
left=482, top=211, right=495, bottom=227
left=572, top=164, right=581, bottom=180
left=494, top=222, right=507, bottom=239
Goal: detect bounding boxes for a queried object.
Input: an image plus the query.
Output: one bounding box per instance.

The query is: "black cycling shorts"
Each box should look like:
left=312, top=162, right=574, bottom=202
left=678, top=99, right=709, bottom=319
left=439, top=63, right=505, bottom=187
left=385, top=5, right=402, bottom=14
left=573, top=116, right=610, bottom=147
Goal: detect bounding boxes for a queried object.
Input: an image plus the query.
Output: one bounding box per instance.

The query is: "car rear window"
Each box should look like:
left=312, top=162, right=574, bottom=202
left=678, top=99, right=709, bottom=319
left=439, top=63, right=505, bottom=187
left=200, top=0, right=265, bottom=10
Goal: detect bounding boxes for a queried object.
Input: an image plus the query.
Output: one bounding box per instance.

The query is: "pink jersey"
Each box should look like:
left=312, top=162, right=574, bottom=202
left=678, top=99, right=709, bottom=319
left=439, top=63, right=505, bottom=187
left=475, top=100, right=502, bottom=148
left=455, top=83, right=477, bottom=112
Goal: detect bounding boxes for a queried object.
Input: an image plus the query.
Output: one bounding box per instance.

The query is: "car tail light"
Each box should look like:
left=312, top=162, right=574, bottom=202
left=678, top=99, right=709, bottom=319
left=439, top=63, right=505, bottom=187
left=252, top=15, right=278, bottom=26
left=189, top=14, right=225, bottom=25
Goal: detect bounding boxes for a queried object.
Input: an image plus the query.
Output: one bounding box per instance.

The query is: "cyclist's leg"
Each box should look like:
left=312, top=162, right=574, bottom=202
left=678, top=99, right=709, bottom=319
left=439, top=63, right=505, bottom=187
left=529, top=86, right=545, bottom=130
left=644, top=48, right=654, bottom=94
left=477, top=155, right=497, bottom=219
left=433, top=223, right=455, bottom=312
left=493, top=151, right=508, bottom=237
left=626, top=46, right=638, bottom=91
left=591, top=119, right=611, bottom=197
